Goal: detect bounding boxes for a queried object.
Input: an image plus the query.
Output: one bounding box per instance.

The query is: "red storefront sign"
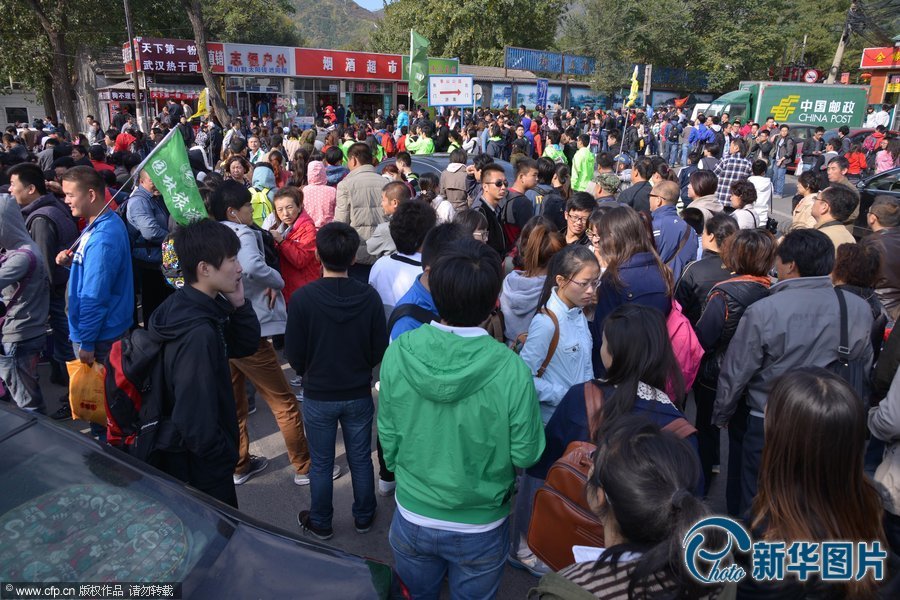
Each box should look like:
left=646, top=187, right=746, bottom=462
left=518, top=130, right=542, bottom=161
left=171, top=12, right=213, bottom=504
left=860, top=47, right=900, bottom=70
left=123, top=38, right=225, bottom=74
left=295, top=48, right=403, bottom=80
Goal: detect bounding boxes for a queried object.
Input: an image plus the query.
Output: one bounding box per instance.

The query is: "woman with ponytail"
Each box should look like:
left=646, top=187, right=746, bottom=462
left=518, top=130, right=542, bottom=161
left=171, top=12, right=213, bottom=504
left=529, top=416, right=721, bottom=599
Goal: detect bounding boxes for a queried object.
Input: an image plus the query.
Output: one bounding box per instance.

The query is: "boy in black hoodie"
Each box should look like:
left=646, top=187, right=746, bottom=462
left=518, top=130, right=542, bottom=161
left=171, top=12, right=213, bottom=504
left=147, top=220, right=260, bottom=508
left=287, top=221, right=388, bottom=540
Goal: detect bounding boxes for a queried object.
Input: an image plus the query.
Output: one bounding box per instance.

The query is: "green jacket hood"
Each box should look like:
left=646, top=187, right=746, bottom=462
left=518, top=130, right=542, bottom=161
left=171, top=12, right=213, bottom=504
left=391, top=325, right=513, bottom=403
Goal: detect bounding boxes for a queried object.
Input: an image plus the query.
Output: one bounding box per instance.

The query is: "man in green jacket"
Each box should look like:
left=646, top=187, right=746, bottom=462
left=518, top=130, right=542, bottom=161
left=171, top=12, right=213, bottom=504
left=406, top=124, right=435, bottom=155
left=379, top=238, right=545, bottom=599
left=571, top=134, right=595, bottom=192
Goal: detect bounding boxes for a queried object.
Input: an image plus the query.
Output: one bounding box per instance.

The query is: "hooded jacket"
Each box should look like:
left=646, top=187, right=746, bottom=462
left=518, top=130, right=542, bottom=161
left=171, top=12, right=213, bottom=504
left=68, top=211, right=133, bottom=351
left=285, top=277, right=387, bottom=401
left=440, top=162, right=469, bottom=212
left=148, top=285, right=260, bottom=484
left=325, top=164, right=350, bottom=187
left=0, top=195, right=49, bottom=342
left=499, top=270, right=545, bottom=344
left=520, top=289, right=594, bottom=424
left=378, top=323, right=545, bottom=525
left=219, top=220, right=286, bottom=337
left=302, top=161, right=336, bottom=229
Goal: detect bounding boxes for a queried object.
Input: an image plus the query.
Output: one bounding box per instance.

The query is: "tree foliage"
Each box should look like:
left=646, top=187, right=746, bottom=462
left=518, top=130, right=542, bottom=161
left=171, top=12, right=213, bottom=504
left=560, top=0, right=878, bottom=94
left=370, top=0, right=566, bottom=66
left=204, top=0, right=303, bottom=47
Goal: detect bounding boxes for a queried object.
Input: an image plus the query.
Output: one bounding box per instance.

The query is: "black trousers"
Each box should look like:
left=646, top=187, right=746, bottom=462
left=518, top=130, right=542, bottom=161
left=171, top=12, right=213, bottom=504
left=693, top=378, right=721, bottom=497
left=135, top=263, right=174, bottom=328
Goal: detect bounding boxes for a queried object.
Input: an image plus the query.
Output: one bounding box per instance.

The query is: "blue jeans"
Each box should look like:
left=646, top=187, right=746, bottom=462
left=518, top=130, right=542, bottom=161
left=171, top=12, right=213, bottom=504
left=0, top=336, right=46, bottom=413
left=389, top=511, right=510, bottom=600
left=668, top=142, right=682, bottom=165
left=73, top=339, right=116, bottom=440
left=681, top=143, right=691, bottom=166
left=771, top=165, right=787, bottom=196
left=49, top=289, right=75, bottom=363
left=302, top=396, right=376, bottom=529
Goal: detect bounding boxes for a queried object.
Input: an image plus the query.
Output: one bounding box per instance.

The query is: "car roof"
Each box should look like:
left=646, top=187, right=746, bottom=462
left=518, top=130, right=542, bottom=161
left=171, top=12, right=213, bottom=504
left=0, top=405, right=399, bottom=597
left=376, top=153, right=515, bottom=181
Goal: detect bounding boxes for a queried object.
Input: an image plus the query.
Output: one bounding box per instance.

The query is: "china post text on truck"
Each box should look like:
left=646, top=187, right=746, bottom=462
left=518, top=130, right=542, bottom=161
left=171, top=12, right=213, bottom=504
left=705, top=81, right=870, bottom=127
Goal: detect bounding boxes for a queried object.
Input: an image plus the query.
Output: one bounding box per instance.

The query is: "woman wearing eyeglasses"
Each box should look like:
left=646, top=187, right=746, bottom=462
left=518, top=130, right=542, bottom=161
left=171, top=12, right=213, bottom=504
left=511, top=244, right=599, bottom=576
left=590, top=205, right=672, bottom=378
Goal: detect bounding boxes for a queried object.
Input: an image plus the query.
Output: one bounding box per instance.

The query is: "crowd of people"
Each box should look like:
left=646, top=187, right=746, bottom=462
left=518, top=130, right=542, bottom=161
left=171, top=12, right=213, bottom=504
left=1, top=99, right=900, bottom=599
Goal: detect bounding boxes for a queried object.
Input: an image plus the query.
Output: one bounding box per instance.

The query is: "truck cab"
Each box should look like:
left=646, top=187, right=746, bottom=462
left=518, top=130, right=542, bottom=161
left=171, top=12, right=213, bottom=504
left=705, top=90, right=751, bottom=123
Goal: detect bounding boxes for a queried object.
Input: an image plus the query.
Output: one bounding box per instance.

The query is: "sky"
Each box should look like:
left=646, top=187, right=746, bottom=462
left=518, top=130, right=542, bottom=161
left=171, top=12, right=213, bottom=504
left=354, top=0, right=385, bottom=11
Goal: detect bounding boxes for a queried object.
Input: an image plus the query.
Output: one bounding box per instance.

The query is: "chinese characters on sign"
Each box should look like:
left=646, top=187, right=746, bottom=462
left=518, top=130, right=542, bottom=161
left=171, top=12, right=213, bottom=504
left=295, top=49, right=404, bottom=80
left=123, top=38, right=225, bottom=74
left=428, top=76, right=474, bottom=107
left=223, top=43, right=293, bottom=75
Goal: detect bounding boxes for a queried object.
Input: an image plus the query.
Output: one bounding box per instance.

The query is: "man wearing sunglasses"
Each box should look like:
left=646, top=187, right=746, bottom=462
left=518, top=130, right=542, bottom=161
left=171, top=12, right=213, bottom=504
left=471, top=163, right=508, bottom=256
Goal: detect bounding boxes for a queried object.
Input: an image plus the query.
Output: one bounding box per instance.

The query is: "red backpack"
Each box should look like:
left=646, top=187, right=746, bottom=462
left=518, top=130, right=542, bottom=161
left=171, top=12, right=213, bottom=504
left=382, top=133, right=397, bottom=157
left=104, top=329, right=179, bottom=461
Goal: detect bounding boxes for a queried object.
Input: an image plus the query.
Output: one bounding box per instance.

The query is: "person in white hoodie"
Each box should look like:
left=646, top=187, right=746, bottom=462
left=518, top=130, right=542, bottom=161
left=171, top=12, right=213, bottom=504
left=500, top=217, right=564, bottom=344
left=210, top=181, right=322, bottom=488
left=747, top=159, right=772, bottom=225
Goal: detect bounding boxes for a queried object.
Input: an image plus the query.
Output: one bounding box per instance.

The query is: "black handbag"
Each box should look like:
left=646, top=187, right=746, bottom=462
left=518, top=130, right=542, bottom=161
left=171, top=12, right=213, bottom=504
left=826, top=288, right=871, bottom=405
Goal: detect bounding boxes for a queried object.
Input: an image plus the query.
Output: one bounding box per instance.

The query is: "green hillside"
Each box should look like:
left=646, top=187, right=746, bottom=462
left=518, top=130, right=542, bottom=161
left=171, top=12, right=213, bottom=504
left=289, top=0, right=380, bottom=50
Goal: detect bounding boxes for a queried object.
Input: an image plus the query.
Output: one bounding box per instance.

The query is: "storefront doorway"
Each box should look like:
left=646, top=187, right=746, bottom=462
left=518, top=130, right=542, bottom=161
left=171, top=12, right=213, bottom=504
left=351, top=94, right=384, bottom=120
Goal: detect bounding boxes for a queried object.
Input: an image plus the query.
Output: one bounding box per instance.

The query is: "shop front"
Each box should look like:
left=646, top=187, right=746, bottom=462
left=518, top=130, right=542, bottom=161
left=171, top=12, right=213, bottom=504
left=860, top=45, right=900, bottom=129
left=97, top=81, right=204, bottom=129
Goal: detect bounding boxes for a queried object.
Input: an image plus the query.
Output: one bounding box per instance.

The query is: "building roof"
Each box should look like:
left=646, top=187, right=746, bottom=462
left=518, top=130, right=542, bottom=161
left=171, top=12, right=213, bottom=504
left=459, top=64, right=588, bottom=86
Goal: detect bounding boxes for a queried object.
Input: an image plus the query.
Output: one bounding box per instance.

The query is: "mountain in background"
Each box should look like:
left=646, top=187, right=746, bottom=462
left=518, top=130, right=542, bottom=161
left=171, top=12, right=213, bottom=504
left=289, top=0, right=381, bottom=50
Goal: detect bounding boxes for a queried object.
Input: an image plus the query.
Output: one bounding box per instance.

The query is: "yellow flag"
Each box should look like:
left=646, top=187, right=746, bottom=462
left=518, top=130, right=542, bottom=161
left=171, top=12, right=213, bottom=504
left=189, top=88, right=208, bottom=120
left=626, top=66, right=639, bottom=107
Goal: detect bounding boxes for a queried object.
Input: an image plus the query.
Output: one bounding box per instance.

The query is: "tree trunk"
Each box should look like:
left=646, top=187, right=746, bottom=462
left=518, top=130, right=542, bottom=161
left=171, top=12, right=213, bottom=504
left=47, top=31, right=78, bottom=132
left=183, top=0, right=229, bottom=125
left=40, top=73, right=56, bottom=122
left=23, top=0, right=77, bottom=131
left=74, top=44, right=102, bottom=131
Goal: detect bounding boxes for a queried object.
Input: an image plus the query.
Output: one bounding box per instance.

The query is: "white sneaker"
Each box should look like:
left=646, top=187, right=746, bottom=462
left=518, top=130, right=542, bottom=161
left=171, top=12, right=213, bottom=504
left=233, top=455, right=268, bottom=485
left=295, top=390, right=303, bottom=402
left=507, top=550, right=552, bottom=577
left=378, top=478, right=396, bottom=496
left=294, top=465, right=342, bottom=486
left=290, top=375, right=302, bottom=387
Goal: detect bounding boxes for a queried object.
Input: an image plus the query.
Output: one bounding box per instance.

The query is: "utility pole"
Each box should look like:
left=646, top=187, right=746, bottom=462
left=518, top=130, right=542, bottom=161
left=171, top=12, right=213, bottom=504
left=826, top=0, right=857, bottom=84
left=123, top=0, right=148, bottom=132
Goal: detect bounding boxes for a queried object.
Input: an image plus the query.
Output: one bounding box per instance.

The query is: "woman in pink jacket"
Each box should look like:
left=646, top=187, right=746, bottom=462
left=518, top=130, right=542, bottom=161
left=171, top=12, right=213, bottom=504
left=301, top=161, right=336, bottom=229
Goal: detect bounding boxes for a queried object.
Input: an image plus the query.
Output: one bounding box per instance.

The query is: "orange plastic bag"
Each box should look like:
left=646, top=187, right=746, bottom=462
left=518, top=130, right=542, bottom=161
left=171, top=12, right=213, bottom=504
left=66, top=360, right=107, bottom=425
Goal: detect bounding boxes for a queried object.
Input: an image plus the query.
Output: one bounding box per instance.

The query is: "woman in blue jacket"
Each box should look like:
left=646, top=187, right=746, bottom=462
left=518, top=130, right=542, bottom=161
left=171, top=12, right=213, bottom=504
left=589, top=205, right=672, bottom=377
left=528, top=304, right=698, bottom=481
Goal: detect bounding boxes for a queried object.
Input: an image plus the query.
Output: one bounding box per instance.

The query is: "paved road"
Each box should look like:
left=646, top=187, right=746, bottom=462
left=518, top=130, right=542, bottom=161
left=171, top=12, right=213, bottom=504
left=40, top=174, right=800, bottom=598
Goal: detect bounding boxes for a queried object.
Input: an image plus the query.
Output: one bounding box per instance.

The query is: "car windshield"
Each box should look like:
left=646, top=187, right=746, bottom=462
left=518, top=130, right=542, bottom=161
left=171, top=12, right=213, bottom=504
left=0, top=412, right=232, bottom=584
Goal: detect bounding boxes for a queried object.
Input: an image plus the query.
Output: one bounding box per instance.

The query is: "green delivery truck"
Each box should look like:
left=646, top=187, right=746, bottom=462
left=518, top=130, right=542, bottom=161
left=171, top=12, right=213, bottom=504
left=705, top=81, right=870, bottom=127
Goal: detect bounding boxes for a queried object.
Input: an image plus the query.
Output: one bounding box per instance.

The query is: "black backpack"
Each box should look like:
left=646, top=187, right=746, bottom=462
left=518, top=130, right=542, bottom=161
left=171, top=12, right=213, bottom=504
left=713, top=129, right=726, bottom=154
left=104, top=329, right=179, bottom=461
left=251, top=224, right=281, bottom=272
left=667, top=122, right=682, bottom=143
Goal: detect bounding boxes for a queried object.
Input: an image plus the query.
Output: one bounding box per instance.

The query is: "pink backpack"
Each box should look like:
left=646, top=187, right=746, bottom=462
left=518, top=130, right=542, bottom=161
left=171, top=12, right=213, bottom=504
left=666, top=299, right=704, bottom=391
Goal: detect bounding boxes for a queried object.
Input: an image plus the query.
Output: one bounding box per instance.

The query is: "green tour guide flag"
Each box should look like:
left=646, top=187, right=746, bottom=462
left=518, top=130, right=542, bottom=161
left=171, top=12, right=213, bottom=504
left=143, top=128, right=208, bottom=225
left=409, top=30, right=430, bottom=104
